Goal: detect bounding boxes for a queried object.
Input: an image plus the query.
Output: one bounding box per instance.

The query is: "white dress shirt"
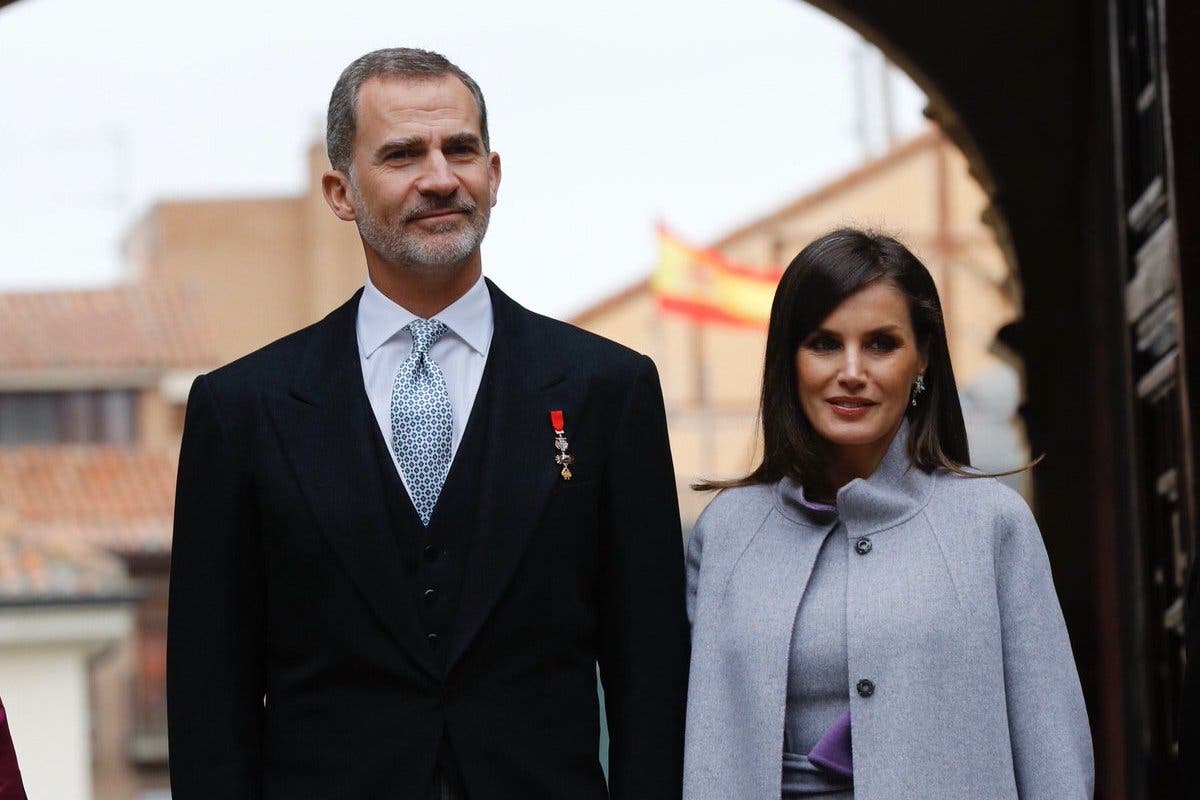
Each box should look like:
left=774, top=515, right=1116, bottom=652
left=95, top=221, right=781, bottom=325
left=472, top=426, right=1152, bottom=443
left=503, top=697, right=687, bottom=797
left=356, top=274, right=493, bottom=495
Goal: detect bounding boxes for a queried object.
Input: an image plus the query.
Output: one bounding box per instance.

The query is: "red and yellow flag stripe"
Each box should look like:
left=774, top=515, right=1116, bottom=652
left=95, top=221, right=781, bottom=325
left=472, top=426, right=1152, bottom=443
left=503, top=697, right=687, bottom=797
left=650, top=225, right=782, bottom=328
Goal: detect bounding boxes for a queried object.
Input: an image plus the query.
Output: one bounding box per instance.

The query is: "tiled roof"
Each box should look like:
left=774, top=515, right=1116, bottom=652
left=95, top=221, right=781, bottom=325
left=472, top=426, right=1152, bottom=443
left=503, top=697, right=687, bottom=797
left=0, top=511, right=131, bottom=601
left=0, top=447, right=177, bottom=553
left=0, top=282, right=217, bottom=370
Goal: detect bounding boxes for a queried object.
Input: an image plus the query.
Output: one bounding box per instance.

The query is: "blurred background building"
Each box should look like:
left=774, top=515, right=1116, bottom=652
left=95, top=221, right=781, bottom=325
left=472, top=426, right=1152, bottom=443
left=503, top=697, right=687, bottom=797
left=0, top=0, right=1197, bottom=798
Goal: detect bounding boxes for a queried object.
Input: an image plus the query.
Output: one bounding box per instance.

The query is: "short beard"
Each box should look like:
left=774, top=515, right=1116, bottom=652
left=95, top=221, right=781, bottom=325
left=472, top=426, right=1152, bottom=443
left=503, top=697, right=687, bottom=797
left=350, top=183, right=490, bottom=273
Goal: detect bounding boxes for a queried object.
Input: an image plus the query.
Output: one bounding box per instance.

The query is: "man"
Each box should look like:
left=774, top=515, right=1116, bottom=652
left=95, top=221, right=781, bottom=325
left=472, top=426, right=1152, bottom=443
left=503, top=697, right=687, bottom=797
left=167, top=48, right=689, bottom=799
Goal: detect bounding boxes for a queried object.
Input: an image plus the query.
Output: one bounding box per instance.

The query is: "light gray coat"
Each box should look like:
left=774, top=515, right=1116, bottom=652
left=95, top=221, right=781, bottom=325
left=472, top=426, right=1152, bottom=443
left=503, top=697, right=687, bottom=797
left=683, top=428, right=1094, bottom=799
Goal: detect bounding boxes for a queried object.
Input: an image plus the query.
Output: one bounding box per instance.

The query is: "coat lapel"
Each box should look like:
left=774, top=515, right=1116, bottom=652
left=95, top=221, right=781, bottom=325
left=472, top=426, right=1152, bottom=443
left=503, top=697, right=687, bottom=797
left=266, top=291, right=440, bottom=680
left=447, top=282, right=568, bottom=669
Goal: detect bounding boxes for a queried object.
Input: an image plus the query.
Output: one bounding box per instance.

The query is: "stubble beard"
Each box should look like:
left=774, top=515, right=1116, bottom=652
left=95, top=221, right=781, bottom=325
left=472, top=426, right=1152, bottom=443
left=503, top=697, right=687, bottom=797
left=351, top=186, right=490, bottom=274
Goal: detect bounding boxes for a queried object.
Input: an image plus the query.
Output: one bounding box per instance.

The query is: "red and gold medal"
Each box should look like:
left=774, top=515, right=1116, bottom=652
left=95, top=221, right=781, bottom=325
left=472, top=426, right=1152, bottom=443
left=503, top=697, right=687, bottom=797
left=549, top=410, right=575, bottom=480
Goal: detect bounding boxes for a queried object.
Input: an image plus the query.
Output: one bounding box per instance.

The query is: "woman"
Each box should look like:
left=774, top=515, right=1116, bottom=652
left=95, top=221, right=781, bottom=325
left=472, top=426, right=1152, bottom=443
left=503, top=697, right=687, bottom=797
left=682, top=229, right=1093, bottom=799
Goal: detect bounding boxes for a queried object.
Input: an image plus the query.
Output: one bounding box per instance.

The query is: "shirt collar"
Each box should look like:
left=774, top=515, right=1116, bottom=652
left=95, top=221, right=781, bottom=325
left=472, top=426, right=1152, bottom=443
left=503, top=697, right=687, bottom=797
left=357, top=274, right=493, bottom=359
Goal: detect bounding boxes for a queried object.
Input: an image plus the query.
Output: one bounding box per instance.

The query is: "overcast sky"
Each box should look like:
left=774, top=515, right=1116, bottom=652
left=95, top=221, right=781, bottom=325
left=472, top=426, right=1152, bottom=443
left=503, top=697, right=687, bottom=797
left=0, top=0, right=926, bottom=318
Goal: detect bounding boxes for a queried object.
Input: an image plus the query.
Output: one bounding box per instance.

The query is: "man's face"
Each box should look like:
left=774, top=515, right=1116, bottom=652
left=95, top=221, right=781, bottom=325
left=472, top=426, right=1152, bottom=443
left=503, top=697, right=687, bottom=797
left=345, top=74, right=500, bottom=273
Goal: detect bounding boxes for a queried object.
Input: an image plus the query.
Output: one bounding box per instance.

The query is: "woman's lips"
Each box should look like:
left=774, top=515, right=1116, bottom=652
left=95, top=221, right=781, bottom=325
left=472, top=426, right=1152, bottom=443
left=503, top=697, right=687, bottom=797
left=826, top=397, right=876, bottom=419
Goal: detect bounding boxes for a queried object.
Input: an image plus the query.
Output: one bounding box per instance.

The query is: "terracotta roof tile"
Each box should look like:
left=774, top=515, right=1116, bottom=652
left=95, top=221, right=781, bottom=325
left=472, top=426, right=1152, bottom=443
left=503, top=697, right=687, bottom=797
left=0, top=447, right=177, bottom=553
left=0, top=511, right=131, bottom=601
left=0, top=282, right=217, bottom=370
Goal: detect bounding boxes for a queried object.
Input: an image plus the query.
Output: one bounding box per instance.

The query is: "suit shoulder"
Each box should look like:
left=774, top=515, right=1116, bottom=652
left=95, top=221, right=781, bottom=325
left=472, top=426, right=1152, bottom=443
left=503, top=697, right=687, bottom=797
left=201, top=324, right=315, bottom=392
left=522, top=310, right=651, bottom=373
left=199, top=300, right=354, bottom=402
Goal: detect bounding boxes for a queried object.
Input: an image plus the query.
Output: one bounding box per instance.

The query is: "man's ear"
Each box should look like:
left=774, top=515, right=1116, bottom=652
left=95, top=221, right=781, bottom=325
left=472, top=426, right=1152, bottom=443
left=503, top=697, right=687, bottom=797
left=322, top=170, right=357, bottom=222
left=488, top=151, right=501, bottom=208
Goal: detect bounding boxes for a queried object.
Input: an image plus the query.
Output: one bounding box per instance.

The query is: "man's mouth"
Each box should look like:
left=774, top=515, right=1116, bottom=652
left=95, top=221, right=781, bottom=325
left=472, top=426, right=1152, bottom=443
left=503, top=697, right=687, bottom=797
left=409, top=205, right=474, bottom=223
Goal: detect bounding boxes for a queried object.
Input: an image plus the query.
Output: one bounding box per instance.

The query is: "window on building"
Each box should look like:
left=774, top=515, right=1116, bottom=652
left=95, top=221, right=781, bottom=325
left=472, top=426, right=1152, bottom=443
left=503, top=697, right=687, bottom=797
left=0, top=390, right=137, bottom=444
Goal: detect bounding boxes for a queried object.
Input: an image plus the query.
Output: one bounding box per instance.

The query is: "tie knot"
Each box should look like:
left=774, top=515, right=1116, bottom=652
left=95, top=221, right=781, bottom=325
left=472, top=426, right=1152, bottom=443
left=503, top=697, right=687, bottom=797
left=407, top=319, right=448, bottom=357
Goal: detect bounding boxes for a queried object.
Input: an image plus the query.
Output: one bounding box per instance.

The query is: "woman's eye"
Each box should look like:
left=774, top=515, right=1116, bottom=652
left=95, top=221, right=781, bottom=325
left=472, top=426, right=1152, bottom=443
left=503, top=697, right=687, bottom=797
left=805, top=335, right=839, bottom=352
left=867, top=336, right=900, bottom=352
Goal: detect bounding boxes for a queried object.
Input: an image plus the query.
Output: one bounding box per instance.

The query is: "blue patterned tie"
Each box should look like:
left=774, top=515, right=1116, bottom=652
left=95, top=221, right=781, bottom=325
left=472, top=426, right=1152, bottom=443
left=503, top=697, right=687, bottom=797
left=390, top=319, right=452, bottom=526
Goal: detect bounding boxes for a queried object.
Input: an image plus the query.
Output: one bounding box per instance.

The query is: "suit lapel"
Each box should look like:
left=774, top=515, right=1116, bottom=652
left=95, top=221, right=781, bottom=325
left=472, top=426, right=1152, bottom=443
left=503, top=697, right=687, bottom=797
left=266, top=291, right=440, bottom=680
left=447, top=282, right=568, bottom=669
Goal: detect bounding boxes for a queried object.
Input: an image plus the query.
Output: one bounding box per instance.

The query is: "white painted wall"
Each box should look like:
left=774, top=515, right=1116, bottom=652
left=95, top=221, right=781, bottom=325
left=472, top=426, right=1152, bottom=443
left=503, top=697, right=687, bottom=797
left=0, top=606, right=132, bottom=800
left=0, top=644, right=91, bottom=799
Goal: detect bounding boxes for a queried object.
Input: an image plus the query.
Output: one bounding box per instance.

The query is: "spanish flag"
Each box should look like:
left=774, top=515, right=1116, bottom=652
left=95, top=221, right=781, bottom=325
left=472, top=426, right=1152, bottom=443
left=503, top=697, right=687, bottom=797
left=650, top=225, right=782, bottom=328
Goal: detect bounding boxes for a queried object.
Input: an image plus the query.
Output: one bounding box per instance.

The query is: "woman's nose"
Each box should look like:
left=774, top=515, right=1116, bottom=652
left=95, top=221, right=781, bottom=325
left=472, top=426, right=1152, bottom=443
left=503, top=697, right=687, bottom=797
left=837, top=349, right=866, bottom=387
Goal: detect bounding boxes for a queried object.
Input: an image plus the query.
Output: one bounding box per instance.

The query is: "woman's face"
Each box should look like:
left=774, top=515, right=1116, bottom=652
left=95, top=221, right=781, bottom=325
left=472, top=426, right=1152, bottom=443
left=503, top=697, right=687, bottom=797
left=795, top=281, right=928, bottom=460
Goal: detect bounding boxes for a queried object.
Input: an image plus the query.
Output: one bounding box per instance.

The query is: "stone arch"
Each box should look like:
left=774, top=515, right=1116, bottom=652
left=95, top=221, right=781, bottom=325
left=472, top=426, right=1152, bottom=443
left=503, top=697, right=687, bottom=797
left=790, top=2, right=1139, bottom=798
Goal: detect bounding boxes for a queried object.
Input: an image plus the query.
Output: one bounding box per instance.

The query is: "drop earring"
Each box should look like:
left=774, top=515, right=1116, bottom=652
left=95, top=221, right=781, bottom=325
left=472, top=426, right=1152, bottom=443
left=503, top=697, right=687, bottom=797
left=911, top=374, right=926, bottom=407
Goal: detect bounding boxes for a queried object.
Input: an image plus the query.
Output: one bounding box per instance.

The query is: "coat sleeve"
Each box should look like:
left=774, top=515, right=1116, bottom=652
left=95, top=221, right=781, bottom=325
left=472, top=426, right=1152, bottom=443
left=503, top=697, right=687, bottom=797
left=597, top=355, right=689, bottom=800
left=167, top=375, right=267, bottom=799
left=995, top=493, right=1095, bottom=799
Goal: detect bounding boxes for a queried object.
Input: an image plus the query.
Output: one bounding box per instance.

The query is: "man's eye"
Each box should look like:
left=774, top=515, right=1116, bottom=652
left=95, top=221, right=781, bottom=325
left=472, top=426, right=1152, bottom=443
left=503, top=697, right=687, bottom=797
left=387, top=150, right=415, bottom=160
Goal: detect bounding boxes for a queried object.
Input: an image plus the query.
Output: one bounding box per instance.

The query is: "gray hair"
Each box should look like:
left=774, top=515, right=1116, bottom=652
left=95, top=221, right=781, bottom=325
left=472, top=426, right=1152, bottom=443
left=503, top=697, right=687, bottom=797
left=325, top=47, right=489, bottom=175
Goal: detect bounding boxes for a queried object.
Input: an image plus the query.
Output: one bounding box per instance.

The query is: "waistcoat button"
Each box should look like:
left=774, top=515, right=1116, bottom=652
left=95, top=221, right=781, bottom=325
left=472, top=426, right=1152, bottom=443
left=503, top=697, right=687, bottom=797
left=856, top=678, right=875, bottom=698
left=854, top=538, right=873, bottom=555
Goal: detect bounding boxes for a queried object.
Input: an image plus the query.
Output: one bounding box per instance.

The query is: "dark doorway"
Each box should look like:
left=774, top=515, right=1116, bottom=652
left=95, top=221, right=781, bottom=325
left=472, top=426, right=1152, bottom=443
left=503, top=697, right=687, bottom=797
left=797, top=1, right=1200, bottom=797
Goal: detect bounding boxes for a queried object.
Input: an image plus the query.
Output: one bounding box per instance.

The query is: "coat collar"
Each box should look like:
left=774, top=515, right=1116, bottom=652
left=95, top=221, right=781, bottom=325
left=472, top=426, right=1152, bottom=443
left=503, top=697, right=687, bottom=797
left=775, top=420, right=936, bottom=538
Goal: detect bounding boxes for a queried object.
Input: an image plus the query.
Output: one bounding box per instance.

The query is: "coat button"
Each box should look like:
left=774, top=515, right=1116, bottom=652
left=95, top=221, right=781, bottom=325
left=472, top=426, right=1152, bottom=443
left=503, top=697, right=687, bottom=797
left=854, top=538, right=873, bottom=555
left=856, top=678, right=875, bottom=698
left=427, top=632, right=440, bottom=646
left=423, top=544, right=441, bottom=562
left=423, top=588, right=439, bottom=605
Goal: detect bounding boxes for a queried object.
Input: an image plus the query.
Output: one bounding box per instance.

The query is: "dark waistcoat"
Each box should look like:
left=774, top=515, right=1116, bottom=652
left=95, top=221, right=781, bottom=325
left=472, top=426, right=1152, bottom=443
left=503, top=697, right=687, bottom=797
left=366, top=362, right=493, bottom=660
left=364, top=364, right=495, bottom=794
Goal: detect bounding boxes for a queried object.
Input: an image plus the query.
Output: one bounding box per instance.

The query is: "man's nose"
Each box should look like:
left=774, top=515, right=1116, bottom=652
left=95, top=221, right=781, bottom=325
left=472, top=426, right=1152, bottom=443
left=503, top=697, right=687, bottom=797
left=416, top=152, right=458, bottom=195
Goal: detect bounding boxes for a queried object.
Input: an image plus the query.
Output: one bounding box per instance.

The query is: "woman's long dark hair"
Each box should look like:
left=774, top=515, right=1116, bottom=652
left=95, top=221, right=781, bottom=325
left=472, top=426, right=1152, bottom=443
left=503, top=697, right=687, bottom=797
left=697, top=227, right=978, bottom=491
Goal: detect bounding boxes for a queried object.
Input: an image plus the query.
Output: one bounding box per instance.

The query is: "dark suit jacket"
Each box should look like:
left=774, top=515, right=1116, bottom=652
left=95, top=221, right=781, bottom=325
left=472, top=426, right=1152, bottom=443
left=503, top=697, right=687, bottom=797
left=166, top=281, right=690, bottom=799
